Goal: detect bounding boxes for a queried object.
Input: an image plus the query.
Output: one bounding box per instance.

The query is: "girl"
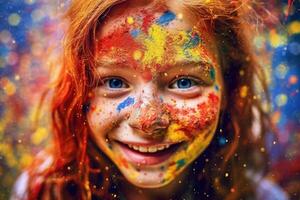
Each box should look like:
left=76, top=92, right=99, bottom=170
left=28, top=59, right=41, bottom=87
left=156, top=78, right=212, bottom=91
left=11, top=0, right=288, bottom=199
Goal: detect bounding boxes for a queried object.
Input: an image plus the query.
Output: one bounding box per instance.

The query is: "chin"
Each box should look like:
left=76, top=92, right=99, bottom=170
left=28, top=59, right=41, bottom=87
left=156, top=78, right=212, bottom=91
left=120, top=167, right=174, bottom=189
left=126, top=177, right=173, bottom=189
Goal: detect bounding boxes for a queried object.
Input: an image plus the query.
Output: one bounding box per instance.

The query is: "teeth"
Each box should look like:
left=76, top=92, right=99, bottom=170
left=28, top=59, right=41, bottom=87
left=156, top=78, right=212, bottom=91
left=127, top=144, right=172, bottom=153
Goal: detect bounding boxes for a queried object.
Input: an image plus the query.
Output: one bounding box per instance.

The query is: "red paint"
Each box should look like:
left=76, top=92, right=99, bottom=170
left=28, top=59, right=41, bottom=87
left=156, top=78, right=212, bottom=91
left=165, top=93, right=219, bottom=135
left=141, top=70, right=153, bottom=81
left=97, top=25, right=143, bottom=70
left=141, top=11, right=155, bottom=32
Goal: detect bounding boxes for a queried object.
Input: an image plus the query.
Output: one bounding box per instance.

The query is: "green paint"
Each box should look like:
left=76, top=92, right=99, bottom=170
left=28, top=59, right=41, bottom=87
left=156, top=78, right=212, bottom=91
left=210, top=68, right=215, bottom=81
left=176, top=159, right=186, bottom=170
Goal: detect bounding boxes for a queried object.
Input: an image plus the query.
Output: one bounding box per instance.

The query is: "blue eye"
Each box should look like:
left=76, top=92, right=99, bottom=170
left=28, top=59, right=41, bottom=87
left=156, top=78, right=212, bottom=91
left=104, top=78, right=128, bottom=89
left=177, top=78, right=192, bottom=88
left=170, top=77, right=197, bottom=89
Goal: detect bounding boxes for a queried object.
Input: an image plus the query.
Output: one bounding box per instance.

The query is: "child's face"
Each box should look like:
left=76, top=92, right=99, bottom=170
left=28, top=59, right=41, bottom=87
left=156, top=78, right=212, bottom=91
left=87, top=1, right=223, bottom=188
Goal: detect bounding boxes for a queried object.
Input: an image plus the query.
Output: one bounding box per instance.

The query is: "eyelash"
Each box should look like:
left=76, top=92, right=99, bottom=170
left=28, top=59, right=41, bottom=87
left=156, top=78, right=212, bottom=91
left=101, top=77, right=129, bottom=89
left=169, top=76, right=203, bottom=89
left=99, top=76, right=204, bottom=90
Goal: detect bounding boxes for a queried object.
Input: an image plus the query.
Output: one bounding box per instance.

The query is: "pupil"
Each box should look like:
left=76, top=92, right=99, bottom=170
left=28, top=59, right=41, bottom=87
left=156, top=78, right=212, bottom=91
left=109, top=79, right=123, bottom=88
left=177, top=78, right=191, bottom=88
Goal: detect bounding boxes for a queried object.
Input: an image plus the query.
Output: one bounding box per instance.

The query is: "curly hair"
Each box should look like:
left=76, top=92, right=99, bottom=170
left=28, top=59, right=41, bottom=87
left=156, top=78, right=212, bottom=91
left=25, top=0, right=273, bottom=199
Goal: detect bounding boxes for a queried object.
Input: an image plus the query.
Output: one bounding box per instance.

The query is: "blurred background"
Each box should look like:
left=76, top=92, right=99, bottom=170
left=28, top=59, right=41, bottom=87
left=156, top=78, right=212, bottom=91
left=0, top=0, right=299, bottom=199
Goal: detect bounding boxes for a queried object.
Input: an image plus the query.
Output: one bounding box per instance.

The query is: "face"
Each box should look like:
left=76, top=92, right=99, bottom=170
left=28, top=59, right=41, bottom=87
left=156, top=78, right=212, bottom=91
left=87, top=1, right=223, bottom=188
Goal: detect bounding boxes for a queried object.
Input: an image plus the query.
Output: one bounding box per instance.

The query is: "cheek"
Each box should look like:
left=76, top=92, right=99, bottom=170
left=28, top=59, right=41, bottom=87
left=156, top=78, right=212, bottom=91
left=165, top=92, right=220, bottom=138
left=88, top=97, right=136, bottom=132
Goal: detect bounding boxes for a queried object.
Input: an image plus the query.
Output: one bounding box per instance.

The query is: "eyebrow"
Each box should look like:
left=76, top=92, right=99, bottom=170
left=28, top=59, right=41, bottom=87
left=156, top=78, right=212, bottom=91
left=96, top=59, right=216, bottom=85
left=96, top=59, right=214, bottom=70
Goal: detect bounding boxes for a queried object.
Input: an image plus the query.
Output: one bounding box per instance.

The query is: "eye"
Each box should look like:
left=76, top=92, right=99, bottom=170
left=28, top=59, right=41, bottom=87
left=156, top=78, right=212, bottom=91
left=169, top=77, right=198, bottom=89
left=103, top=77, right=129, bottom=89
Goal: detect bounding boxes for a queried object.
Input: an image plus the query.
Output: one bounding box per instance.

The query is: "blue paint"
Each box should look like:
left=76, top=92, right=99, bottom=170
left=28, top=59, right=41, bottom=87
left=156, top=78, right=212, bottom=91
left=183, top=32, right=201, bottom=49
left=117, top=97, right=135, bottom=112
left=130, top=29, right=140, bottom=38
left=156, top=11, right=176, bottom=26
left=159, top=96, right=164, bottom=102
left=214, top=85, right=219, bottom=91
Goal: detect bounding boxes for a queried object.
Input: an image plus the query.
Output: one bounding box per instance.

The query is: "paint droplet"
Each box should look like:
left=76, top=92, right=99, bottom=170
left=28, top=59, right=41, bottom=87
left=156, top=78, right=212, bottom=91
left=127, top=16, right=134, bottom=24
left=209, top=68, right=215, bottom=81
left=133, top=50, right=142, bottom=60
left=214, top=85, right=219, bottom=91
left=117, top=97, right=135, bottom=112
left=130, top=29, right=140, bottom=38
left=156, top=11, right=176, bottom=26
left=176, top=159, right=186, bottom=170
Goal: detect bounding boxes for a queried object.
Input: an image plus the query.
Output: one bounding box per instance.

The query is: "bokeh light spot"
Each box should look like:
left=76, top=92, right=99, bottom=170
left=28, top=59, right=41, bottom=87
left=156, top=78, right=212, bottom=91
left=8, top=13, right=21, bottom=26
left=275, top=64, right=288, bottom=79
left=31, top=127, right=48, bottom=145
left=275, top=94, right=288, bottom=107
left=287, top=21, right=300, bottom=35
left=24, top=0, right=36, bottom=5
left=0, top=77, right=16, bottom=96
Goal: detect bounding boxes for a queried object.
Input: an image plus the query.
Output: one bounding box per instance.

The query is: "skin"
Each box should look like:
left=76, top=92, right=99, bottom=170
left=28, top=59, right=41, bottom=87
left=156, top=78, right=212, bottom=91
left=87, top=0, right=223, bottom=198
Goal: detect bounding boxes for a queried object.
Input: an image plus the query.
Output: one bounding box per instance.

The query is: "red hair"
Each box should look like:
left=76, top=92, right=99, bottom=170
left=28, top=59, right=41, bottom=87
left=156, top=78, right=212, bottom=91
left=26, top=0, right=274, bottom=199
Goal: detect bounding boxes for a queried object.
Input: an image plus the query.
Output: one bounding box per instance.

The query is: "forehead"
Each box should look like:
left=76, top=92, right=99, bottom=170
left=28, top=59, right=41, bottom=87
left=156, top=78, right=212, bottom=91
left=95, top=0, right=218, bottom=73
left=99, top=0, right=193, bottom=35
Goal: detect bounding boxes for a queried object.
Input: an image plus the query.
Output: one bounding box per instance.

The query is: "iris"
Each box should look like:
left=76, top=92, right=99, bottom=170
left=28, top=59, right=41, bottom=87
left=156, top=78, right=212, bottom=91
left=176, top=78, right=193, bottom=89
left=108, top=78, right=124, bottom=88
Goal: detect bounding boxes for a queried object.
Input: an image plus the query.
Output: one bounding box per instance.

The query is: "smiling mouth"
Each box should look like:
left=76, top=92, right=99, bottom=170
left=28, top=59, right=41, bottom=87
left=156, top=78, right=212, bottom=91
left=115, top=141, right=183, bottom=166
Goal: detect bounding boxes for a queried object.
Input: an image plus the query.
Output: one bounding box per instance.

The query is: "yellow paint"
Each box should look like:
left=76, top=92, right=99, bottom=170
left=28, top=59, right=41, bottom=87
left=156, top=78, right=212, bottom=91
left=142, top=24, right=167, bottom=65
left=127, top=16, right=134, bottom=25
left=163, top=164, right=177, bottom=181
left=133, top=50, right=142, bottom=60
left=163, top=127, right=216, bottom=182
left=287, top=21, right=300, bottom=35
left=164, top=123, right=188, bottom=142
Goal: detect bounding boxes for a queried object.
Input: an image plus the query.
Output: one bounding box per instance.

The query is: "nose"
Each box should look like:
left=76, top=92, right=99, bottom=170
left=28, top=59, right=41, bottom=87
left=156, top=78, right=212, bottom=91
left=128, top=83, right=169, bottom=138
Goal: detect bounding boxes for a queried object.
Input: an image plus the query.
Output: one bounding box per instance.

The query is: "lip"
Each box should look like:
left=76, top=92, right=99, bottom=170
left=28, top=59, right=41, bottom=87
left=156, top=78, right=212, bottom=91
left=115, top=140, right=183, bottom=166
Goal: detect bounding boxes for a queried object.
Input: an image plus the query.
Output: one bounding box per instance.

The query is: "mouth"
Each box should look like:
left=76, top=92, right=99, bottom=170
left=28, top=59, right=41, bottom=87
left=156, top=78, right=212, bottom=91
left=115, top=140, right=184, bottom=166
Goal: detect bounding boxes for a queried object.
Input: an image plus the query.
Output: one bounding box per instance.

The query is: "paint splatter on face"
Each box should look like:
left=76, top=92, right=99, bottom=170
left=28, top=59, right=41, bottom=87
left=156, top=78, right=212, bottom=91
left=87, top=3, right=222, bottom=189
